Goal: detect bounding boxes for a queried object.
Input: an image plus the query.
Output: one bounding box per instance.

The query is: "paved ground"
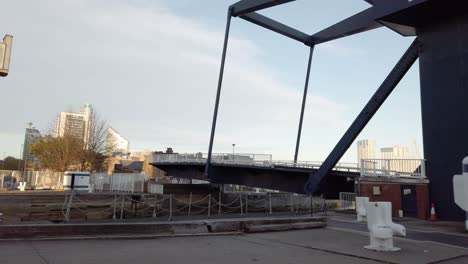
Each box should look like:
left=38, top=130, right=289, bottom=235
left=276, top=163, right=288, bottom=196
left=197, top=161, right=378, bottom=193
left=1, top=223, right=467, bottom=264
left=1, top=212, right=467, bottom=264
left=328, top=213, right=468, bottom=248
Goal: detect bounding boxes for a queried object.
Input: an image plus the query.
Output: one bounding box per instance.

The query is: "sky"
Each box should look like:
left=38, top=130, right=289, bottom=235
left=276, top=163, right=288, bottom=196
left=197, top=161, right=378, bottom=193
left=0, top=0, right=423, bottom=163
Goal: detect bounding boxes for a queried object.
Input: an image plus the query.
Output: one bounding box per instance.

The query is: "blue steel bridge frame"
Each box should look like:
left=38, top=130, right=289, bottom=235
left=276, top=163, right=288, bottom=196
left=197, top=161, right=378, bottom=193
left=204, top=0, right=468, bottom=220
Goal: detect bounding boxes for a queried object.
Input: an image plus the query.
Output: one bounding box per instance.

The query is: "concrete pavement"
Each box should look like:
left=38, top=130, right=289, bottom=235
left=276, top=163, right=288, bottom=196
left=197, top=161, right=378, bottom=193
left=328, top=213, right=468, bottom=248
left=1, top=226, right=467, bottom=264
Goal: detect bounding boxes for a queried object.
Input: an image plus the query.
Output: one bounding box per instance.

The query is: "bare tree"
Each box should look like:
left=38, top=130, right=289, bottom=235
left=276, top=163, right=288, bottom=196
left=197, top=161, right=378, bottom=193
left=80, top=111, right=115, bottom=172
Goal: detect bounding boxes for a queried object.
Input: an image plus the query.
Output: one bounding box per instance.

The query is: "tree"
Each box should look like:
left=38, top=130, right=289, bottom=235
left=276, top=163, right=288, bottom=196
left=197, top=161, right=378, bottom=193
left=79, top=112, right=114, bottom=172
left=31, top=135, right=84, bottom=172
left=0, top=156, right=24, bottom=170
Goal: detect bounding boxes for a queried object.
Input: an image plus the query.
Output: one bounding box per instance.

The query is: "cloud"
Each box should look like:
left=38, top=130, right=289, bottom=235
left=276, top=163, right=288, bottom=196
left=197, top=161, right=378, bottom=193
left=1, top=0, right=346, bottom=160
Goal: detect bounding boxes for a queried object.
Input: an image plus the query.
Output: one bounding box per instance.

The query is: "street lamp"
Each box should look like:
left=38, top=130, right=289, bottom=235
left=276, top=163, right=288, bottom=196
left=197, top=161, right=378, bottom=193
left=0, top=34, right=13, bottom=77
left=232, top=144, right=236, bottom=155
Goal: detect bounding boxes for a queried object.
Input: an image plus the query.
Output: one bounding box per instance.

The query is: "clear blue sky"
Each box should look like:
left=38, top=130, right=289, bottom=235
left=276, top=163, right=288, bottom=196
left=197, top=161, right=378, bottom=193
left=0, top=0, right=422, bottom=162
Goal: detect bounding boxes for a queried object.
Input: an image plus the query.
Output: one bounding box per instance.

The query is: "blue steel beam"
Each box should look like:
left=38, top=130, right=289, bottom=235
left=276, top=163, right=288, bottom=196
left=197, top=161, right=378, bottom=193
left=240, top=12, right=310, bottom=45
left=294, top=45, right=314, bottom=163
left=231, top=0, right=295, bottom=17
left=304, top=38, right=420, bottom=194
left=311, top=7, right=381, bottom=44
left=205, top=9, right=233, bottom=176
left=311, top=0, right=429, bottom=44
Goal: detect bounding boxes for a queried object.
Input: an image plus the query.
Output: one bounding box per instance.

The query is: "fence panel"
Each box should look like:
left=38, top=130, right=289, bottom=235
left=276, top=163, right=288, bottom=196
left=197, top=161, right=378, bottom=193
left=339, top=192, right=356, bottom=210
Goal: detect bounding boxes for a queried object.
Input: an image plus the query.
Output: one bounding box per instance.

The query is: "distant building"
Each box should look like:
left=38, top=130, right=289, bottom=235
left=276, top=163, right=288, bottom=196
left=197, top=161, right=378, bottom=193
left=357, top=139, right=376, bottom=166
left=23, top=126, right=42, bottom=168
left=107, top=150, right=165, bottom=178
left=380, top=145, right=410, bottom=160
left=106, top=127, right=129, bottom=155
left=380, top=145, right=414, bottom=172
left=54, top=103, right=93, bottom=145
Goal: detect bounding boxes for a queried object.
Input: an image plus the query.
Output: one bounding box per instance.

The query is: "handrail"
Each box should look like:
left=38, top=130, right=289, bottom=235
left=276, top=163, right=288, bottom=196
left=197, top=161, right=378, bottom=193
left=150, top=153, right=361, bottom=173
left=360, top=158, right=426, bottom=178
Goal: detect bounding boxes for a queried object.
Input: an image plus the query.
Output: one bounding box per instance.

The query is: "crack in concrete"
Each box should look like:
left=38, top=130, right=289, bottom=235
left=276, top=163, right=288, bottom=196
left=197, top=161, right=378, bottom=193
left=29, top=242, right=50, bottom=264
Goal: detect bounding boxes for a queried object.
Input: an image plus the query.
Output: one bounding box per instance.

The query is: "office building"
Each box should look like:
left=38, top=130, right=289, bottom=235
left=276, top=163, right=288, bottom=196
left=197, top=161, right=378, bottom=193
left=23, top=126, right=42, bottom=168
left=357, top=139, right=376, bottom=166
left=55, top=103, right=93, bottom=145
left=380, top=145, right=414, bottom=172
left=380, top=145, right=410, bottom=160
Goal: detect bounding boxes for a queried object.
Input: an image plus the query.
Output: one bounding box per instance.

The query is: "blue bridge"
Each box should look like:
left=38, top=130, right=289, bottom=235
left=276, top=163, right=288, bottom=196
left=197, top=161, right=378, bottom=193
left=150, top=153, right=425, bottom=198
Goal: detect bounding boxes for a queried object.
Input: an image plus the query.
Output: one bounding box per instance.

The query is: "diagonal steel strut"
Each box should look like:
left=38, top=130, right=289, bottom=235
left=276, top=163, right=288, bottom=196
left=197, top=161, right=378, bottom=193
left=205, top=8, right=233, bottom=177
left=304, top=38, right=420, bottom=194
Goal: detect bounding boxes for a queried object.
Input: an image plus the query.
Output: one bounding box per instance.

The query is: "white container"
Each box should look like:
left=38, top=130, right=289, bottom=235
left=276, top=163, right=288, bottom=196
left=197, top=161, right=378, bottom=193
left=63, top=171, right=90, bottom=191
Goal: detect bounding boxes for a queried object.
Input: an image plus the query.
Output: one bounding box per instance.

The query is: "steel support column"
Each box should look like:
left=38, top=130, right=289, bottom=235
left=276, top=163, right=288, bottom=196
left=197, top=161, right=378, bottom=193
left=294, top=45, right=315, bottom=163
left=205, top=9, right=233, bottom=176
left=304, top=38, right=420, bottom=194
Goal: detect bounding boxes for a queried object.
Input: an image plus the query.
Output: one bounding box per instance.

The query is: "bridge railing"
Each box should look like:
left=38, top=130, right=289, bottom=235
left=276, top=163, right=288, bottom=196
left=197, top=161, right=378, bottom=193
left=150, top=153, right=273, bottom=166
left=272, top=160, right=359, bottom=173
left=151, top=154, right=360, bottom=173
left=360, top=159, right=426, bottom=178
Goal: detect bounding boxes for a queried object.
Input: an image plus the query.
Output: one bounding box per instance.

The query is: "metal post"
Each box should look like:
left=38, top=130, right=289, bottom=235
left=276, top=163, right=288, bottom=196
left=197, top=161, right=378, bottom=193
left=294, top=45, right=315, bottom=164
left=113, top=193, right=117, bottom=220
left=22, top=133, right=28, bottom=183
left=120, top=195, right=124, bottom=220
left=218, top=191, right=222, bottom=214
left=240, top=194, right=243, bottom=215
left=421, top=159, right=426, bottom=178
left=245, top=194, right=248, bottom=214
left=169, top=194, right=173, bottom=221
left=208, top=194, right=212, bottom=218
left=290, top=193, right=294, bottom=214
left=309, top=195, right=313, bottom=216
left=64, top=191, right=74, bottom=223
left=269, top=193, right=272, bottom=215
left=188, top=192, right=192, bottom=215
left=205, top=8, right=233, bottom=176
left=152, top=198, right=157, bottom=218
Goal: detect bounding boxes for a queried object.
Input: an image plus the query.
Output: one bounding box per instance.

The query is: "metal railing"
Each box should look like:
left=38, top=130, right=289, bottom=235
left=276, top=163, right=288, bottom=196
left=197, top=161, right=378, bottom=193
left=150, top=153, right=360, bottom=173
left=360, top=159, right=426, bottom=178
left=62, top=191, right=328, bottom=222
left=152, top=153, right=273, bottom=166
left=339, top=192, right=356, bottom=210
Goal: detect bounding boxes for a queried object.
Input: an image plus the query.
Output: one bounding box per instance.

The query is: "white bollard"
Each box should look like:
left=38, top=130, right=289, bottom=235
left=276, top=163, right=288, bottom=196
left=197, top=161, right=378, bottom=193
left=356, top=197, right=369, bottom=222
left=364, top=202, right=406, bottom=251
left=453, top=156, right=468, bottom=231
left=18, top=182, right=27, bottom=192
